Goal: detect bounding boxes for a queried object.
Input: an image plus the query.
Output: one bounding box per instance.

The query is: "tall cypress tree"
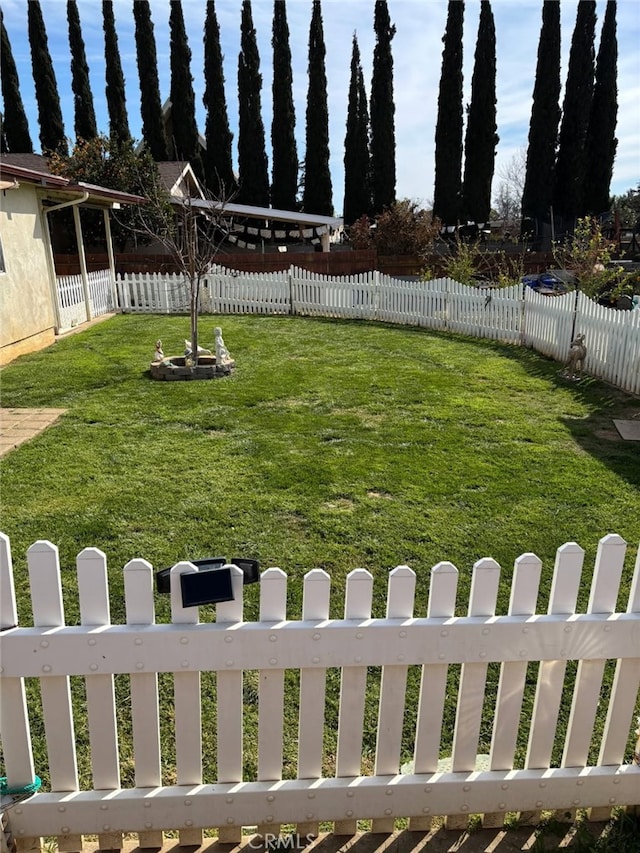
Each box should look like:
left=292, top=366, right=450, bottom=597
left=0, top=113, right=7, bottom=154
left=28, top=1, right=67, bottom=155
left=203, top=0, right=236, bottom=196
left=169, top=0, right=203, bottom=179
left=521, top=0, right=561, bottom=233
left=303, top=0, right=333, bottom=215
left=103, top=0, right=131, bottom=146
left=0, top=9, right=33, bottom=153
left=433, top=1, right=464, bottom=226
left=237, top=0, right=269, bottom=206
left=134, top=0, right=169, bottom=162
left=553, top=0, right=597, bottom=222
left=461, top=0, right=498, bottom=224
left=583, top=0, right=618, bottom=216
left=67, top=1, right=97, bottom=142
left=370, top=0, right=396, bottom=216
left=343, top=34, right=371, bottom=226
left=271, top=0, right=298, bottom=210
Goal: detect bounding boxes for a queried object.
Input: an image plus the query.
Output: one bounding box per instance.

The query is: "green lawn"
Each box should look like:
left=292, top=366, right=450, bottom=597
left=1, top=313, right=639, bottom=799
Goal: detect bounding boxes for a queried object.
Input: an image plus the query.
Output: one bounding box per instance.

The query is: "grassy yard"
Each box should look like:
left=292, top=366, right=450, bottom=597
left=1, top=314, right=639, bottom=805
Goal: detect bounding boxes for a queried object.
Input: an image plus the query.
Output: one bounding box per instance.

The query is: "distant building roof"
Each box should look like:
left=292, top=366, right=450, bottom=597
left=184, top=197, right=342, bottom=229
left=156, top=161, right=204, bottom=199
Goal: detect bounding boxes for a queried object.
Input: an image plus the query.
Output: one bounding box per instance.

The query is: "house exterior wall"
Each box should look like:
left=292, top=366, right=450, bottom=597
left=0, top=184, right=56, bottom=365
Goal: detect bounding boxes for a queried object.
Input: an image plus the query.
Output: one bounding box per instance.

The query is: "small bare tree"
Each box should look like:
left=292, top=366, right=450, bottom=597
left=123, top=172, right=235, bottom=366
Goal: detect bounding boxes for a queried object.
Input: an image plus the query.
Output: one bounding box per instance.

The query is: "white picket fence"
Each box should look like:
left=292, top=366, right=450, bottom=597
left=1, top=531, right=639, bottom=848
left=55, top=269, right=114, bottom=334
left=116, top=268, right=640, bottom=395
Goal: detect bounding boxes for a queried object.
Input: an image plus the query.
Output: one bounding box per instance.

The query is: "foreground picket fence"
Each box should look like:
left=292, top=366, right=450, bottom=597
left=1, top=531, right=638, bottom=849
left=116, top=268, right=640, bottom=395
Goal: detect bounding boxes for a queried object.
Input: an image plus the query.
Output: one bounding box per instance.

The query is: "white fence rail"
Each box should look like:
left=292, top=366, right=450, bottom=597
left=55, top=269, right=114, bottom=334
left=1, top=531, right=639, bottom=847
left=116, top=268, right=640, bottom=395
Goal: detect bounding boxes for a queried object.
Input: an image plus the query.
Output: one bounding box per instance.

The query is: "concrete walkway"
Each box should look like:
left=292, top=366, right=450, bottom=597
left=0, top=408, right=67, bottom=457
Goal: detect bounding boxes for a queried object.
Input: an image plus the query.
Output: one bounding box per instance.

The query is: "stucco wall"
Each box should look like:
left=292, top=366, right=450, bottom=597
left=0, top=184, right=56, bottom=364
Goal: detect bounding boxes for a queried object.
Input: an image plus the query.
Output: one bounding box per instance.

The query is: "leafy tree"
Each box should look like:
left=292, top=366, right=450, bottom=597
left=49, top=136, right=165, bottom=252
left=28, top=0, right=67, bottom=155
left=350, top=200, right=439, bottom=259
left=103, top=0, right=131, bottom=146
left=303, top=0, right=333, bottom=215
left=433, top=0, right=464, bottom=226
left=203, top=0, right=236, bottom=196
left=237, top=0, right=269, bottom=206
left=461, top=1, right=498, bottom=224
left=553, top=0, right=597, bottom=223
left=67, top=1, right=98, bottom=142
left=610, top=184, right=640, bottom=228
left=521, top=1, right=561, bottom=234
left=169, top=0, right=203, bottom=180
left=123, top=170, right=235, bottom=369
left=271, top=0, right=298, bottom=210
left=583, top=0, right=618, bottom=216
left=0, top=9, right=33, bottom=153
left=370, top=0, right=396, bottom=216
left=552, top=215, right=620, bottom=298
left=134, top=0, right=169, bottom=162
left=343, top=34, right=371, bottom=226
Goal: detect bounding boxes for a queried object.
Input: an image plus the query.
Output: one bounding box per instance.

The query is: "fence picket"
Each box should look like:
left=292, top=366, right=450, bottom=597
left=295, top=569, right=331, bottom=839
left=0, top=532, right=37, bottom=800
left=169, top=562, right=203, bottom=846
left=122, top=558, right=163, bottom=848
left=77, top=549, right=120, bottom=795
left=27, top=541, right=79, bottom=794
left=413, top=561, right=459, bottom=775
left=213, top=565, right=245, bottom=843
left=410, top=562, right=459, bottom=831
left=298, top=570, right=331, bottom=780
left=562, top=536, right=627, bottom=771
left=597, top=547, right=640, bottom=766
left=124, top=558, right=161, bottom=789
left=256, top=568, right=287, bottom=838
left=446, top=558, right=501, bottom=829
left=371, top=565, right=416, bottom=832
left=484, top=553, right=542, bottom=828
left=334, top=568, right=373, bottom=835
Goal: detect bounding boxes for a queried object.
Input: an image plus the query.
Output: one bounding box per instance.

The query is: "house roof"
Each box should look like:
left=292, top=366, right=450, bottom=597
left=0, top=158, right=69, bottom=187
left=0, top=158, right=145, bottom=206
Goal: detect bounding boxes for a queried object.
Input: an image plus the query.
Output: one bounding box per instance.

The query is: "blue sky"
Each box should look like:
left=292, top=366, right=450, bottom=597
left=2, top=0, right=639, bottom=214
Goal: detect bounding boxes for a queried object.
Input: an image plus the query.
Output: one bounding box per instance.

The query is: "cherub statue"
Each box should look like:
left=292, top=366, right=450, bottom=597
left=214, top=327, right=232, bottom=365
left=562, top=333, right=587, bottom=380
left=153, top=340, right=164, bottom=362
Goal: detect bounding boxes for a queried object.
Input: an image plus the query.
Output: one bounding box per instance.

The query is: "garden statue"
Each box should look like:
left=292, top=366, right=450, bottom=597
left=215, top=327, right=233, bottom=366
left=184, top=339, right=212, bottom=357
left=153, top=340, right=164, bottom=362
left=561, top=334, right=587, bottom=380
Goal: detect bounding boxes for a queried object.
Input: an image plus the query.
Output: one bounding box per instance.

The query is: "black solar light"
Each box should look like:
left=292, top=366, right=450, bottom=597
left=179, top=566, right=234, bottom=607
left=156, top=556, right=260, bottom=602
left=230, top=557, right=260, bottom=585
left=155, top=557, right=226, bottom=594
